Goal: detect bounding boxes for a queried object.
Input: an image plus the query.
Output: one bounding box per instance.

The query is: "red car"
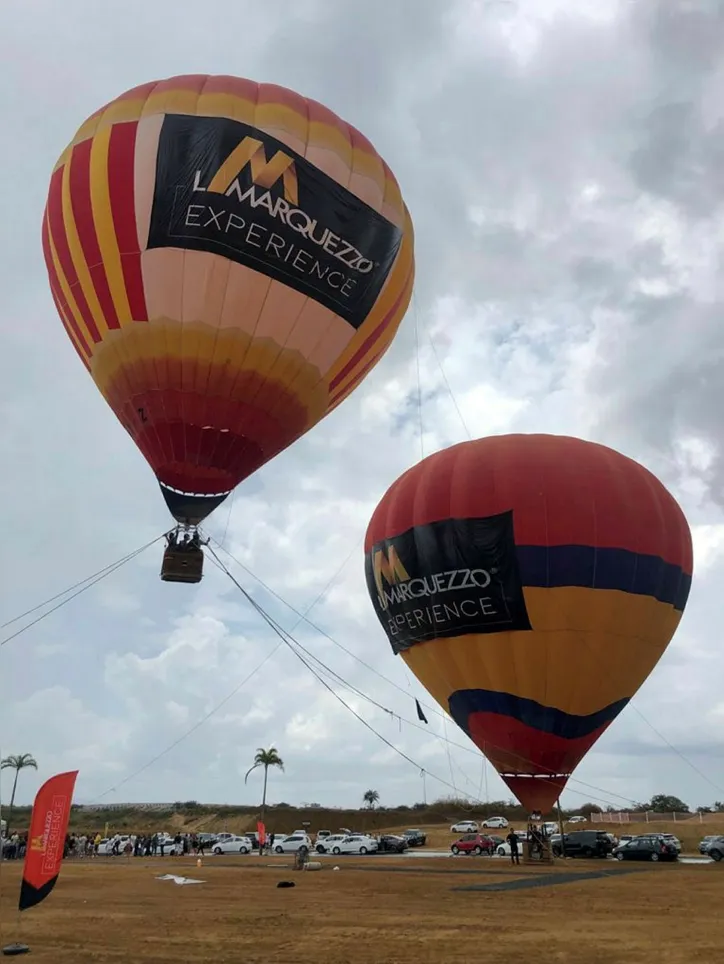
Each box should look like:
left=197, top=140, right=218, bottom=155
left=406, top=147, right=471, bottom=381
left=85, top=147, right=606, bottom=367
left=451, top=833, right=496, bottom=856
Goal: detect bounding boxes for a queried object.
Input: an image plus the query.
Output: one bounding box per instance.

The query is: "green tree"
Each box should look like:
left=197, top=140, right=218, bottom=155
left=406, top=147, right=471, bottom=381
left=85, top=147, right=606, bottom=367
left=363, top=789, right=380, bottom=809
left=245, top=746, right=284, bottom=853
left=646, top=794, right=690, bottom=813
left=1, top=753, right=38, bottom=828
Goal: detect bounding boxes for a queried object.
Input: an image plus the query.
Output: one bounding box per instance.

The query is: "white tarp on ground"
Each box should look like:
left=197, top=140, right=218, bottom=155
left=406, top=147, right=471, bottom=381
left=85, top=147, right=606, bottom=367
left=156, top=874, right=205, bottom=885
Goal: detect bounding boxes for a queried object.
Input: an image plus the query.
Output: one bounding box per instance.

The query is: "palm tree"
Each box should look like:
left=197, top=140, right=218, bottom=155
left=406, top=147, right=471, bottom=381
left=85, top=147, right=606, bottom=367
left=245, top=746, right=284, bottom=853
left=363, top=789, right=380, bottom=809
left=1, top=753, right=38, bottom=828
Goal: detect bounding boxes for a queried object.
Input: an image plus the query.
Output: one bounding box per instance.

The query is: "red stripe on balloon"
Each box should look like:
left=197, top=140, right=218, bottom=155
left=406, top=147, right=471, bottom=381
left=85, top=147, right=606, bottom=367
left=45, top=168, right=103, bottom=343
left=68, top=138, right=121, bottom=330
left=107, top=122, right=149, bottom=322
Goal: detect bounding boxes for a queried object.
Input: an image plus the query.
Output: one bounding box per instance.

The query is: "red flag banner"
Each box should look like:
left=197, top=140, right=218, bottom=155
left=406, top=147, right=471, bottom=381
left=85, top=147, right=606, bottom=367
left=19, top=770, right=78, bottom=912
left=257, top=821, right=266, bottom=846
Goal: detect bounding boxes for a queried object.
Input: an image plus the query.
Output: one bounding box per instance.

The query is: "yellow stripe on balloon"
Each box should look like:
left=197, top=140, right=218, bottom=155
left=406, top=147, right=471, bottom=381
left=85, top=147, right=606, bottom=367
left=98, top=98, right=154, bottom=131
left=196, top=91, right=248, bottom=121
left=142, top=87, right=203, bottom=117
left=325, top=224, right=415, bottom=390
left=89, top=125, right=133, bottom=326
left=51, top=282, right=90, bottom=365
left=46, top=218, right=93, bottom=357
left=399, top=587, right=683, bottom=720
left=254, top=102, right=309, bottom=146
left=60, top=155, right=109, bottom=339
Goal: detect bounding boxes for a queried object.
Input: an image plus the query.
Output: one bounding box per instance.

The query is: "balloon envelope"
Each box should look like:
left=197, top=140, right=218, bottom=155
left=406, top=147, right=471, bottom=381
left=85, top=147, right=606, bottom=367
left=43, top=75, right=414, bottom=523
left=364, top=435, right=693, bottom=813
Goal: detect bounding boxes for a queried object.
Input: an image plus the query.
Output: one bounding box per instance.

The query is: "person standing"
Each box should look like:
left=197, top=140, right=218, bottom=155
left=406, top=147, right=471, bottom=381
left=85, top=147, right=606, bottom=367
left=506, top=829, right=520, bottom=866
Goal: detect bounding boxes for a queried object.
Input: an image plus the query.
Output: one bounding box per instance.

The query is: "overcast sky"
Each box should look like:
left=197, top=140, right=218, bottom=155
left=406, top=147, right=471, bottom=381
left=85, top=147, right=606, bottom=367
left=1, top=0, right=724, bottom=815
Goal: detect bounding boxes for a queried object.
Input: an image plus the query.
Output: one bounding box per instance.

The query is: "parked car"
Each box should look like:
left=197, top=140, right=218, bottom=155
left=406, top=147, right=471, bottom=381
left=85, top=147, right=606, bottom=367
left=316, top=834, right=348, bottom=854
left=329, top=835, right=379, bottom=855
left=705, top=836, right=724, bottom=861
left=551, top=831, right=614, bottom=859
left=273, top=834, right=311, bottom=854
left=315, top=830, right=331, bottom=843
left=317, top=834, right=377, bottom=855
left=197, top=833, right=219, bottom=848
left=402, top=829, right=427, bottom=847
left=636, top=833, right=681, bottom=854
left=613, top=836, right=678, bottom=862
left=482, top=816, right=509, bottom=829
left=212, top=835, right=253, bottom=855
left=376, top=834, right=409, bottom=854
left=450, top=820, right=478, bottom=833
left=699, top=835, right=720, bottom=855
left=98, top=835, right=133, bottom=856
left=567, top=815, right=587, bottom=824
left=451, top=833, right=496, bottom=856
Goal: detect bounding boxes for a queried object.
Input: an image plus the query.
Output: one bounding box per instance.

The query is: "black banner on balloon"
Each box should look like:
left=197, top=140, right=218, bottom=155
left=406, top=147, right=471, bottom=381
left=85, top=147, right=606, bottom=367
left=148, top=114, right=402, bottom=330
left=365, top=511, right=532, bottom=654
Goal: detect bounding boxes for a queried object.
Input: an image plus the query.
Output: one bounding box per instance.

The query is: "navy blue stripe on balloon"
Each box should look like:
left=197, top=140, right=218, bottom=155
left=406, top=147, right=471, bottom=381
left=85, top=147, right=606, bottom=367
left=448, top=689, right=629, bottom=742
left=515, top=545, right=691, bottom=612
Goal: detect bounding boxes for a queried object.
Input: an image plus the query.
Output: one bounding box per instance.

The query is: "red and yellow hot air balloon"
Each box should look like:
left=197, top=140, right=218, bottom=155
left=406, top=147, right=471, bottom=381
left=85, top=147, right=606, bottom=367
left=364, top=435, right=693, bottom=814
left=42, top=75, right=414, bottom=580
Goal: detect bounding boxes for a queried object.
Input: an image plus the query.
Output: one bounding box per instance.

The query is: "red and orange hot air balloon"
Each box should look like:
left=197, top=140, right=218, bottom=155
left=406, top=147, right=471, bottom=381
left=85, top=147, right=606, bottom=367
left=364, top=435, right=693, bottom=814
left=42, top=75, right=414, bottom=581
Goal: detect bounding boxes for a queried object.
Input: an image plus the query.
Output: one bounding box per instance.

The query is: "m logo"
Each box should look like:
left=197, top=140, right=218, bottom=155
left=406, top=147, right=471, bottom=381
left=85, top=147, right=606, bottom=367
left=372, top=546, right=409, bottom=599
left=30, top=834, right=45, bottom=852
left=206, top=136, right=299, bottom=204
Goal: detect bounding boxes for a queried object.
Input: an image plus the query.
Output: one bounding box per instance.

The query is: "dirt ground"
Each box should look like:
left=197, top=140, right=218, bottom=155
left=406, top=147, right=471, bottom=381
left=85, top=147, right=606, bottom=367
left=0, top=854, right=721, bottom=964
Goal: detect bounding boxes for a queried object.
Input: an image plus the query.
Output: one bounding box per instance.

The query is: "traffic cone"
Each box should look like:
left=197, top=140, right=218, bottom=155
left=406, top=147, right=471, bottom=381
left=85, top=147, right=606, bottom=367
left=197, top=857, right=202, bottom=868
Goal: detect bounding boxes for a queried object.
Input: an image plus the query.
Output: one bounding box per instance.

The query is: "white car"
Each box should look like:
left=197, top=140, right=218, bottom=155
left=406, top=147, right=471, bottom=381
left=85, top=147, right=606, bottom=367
left=98, top=835, right=133, bottom=855
left=482, top=817, right=509, bottom=829
left=315, top=834, right=347, bottom=853
left=567, top=816, right=587, bottom=824
left=450, top=821, right=478, bottom=833
left=211, top=835, right=253, bottom=855
left=273, top=834, right=312, bottom=854
left=496, top=832, right=527, bottom=856
left=324, top=835, right=378, bottom=855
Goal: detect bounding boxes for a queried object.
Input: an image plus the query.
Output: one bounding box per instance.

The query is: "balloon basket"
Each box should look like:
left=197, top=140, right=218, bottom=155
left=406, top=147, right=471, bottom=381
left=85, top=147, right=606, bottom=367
left=160, top=544, right=204, bottom=584
left=524, top=842, right=553, bottom=864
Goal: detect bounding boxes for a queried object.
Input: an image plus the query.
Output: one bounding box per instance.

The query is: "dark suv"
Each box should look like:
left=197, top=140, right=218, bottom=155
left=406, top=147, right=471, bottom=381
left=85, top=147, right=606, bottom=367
left=552, top=831, right=614, bottom=858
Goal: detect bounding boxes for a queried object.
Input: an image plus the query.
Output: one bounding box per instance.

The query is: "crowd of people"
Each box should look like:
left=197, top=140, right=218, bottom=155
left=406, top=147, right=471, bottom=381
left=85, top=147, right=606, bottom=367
left=0, top=829, right=217, bottom=860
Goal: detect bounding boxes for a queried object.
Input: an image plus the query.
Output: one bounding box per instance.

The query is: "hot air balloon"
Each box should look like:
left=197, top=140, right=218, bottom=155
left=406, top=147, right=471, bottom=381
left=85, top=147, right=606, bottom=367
left=364, top=435, right=693, bottom=814
left=42, top=75, right=414, bottom=582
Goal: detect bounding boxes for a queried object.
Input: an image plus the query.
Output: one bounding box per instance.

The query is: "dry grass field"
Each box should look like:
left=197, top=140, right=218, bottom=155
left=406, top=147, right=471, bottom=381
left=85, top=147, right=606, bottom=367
left=0, top=852, right=722, bottom=964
